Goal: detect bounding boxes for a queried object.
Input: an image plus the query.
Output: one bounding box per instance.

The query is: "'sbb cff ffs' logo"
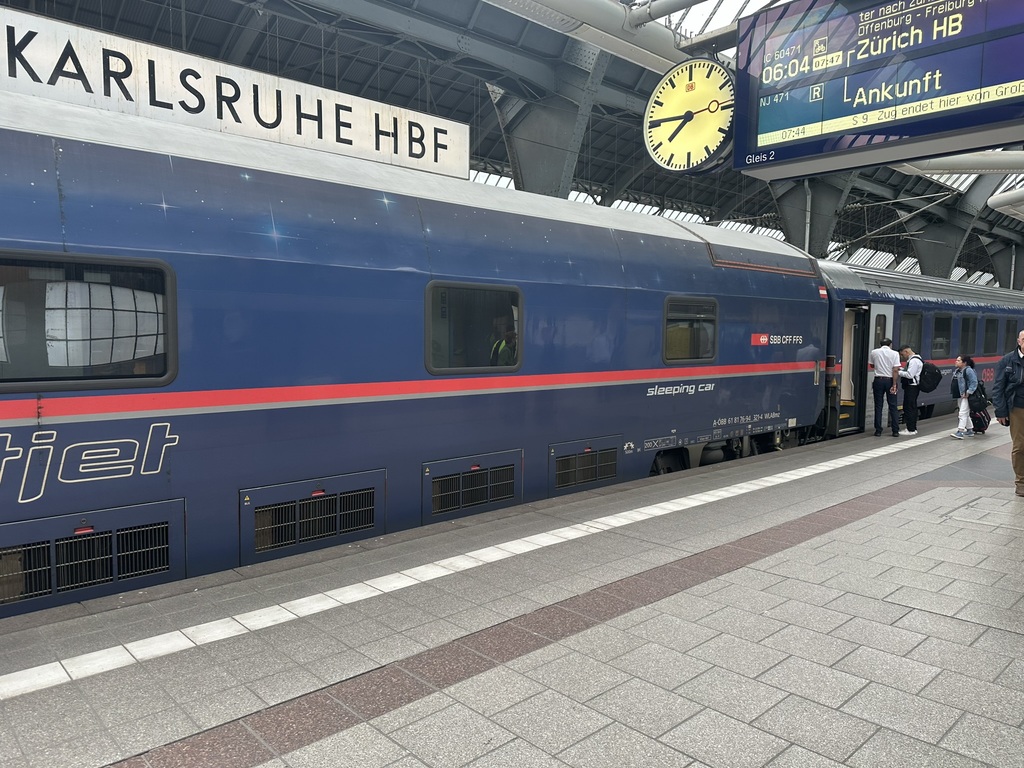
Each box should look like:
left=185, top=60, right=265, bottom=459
left=751, top=333, right=770, bottom=346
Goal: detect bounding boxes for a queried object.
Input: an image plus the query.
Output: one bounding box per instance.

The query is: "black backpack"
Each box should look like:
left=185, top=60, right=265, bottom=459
left=912, top=355, right=943, bottom=393
left=969, top=379, right=990, bottom=412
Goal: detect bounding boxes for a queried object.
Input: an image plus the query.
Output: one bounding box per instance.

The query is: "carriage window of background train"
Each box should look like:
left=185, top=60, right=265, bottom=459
left=932, top=315, right=952, bottom=359
left=984, top=318, right=1000, bottom=356
left=960, top=317, right=978, bottom=356
left=900, top=313, right=922, bottom=355
left=1005, top=322, right=1019, bottom=354
left=0, top=256, right=170, bottom=388
left=664, top=298, right=716, bottom=362
left=426, top=283, right=521, bottom=373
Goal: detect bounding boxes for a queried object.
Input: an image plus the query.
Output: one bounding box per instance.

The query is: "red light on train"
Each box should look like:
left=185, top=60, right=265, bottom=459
left=73, top=526, right=94, bottom=535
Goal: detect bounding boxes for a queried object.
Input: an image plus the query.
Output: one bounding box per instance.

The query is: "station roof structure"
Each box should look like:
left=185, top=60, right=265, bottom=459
left=6, top=0, right=1024, bottom=286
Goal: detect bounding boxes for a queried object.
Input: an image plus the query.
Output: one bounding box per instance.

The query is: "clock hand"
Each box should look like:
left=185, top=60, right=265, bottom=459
left=652, top=100, right=734, bottom=141
left=647, top=112, right=693, bottom=129
left=667, top=111, right=694, bottom=142
left=692, top=99, right=734, bottom=116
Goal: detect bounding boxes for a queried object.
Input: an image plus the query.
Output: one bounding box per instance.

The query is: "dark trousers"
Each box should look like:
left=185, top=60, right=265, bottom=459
left=872, top=377, right=898, bottom=435
left=902, top=384, right=919, bottom=431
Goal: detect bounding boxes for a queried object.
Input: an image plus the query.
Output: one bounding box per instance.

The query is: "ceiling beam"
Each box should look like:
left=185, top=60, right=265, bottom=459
left=221, top=0, right=650, bottom=112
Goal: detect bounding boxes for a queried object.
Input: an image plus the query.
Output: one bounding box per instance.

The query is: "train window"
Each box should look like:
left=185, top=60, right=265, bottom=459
left=873, top=315, right=887, bottom=348
left=0, top=255, right=173, bottom=390
left=932, top=315, right=951, bottom=359
left=1006, top=321, right=1021, bottom=353
left=664, top=298, right=716, bottom=362
left=426, top=283, right=521, bottom=373
left=899, top=313, right=922, bottom=352
left=959, top=316, right=977, bottom=356
left=984, top=318, right=1000, bottom=355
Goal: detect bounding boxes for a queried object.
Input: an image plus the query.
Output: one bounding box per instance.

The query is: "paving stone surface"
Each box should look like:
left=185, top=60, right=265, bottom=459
left=0, top=428, right=1020, bottom=768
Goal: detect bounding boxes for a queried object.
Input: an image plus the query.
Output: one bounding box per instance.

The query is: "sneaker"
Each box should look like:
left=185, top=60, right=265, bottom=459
left=899, top=429, right=918, bottom=435
left=951, top=431, right=965, bottom=439
left=965, top=430, right=975, bottom=437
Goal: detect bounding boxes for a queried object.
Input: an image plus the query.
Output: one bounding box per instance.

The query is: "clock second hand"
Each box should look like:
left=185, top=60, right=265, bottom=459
left=651, top=100, right=734, bottom=142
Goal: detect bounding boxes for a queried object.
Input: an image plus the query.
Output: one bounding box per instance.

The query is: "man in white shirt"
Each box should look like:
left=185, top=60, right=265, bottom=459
left=868, top=338, right=901, bottom=437
left=898, top=345, right=923, bottom=435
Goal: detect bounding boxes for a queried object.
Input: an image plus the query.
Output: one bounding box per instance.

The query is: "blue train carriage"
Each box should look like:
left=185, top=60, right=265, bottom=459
left=818, top=261, right=1024, bottom=434
left=0, top=87, right=830, bottom=613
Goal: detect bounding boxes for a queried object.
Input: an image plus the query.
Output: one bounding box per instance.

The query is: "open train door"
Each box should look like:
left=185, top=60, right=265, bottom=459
left=837, top=303, right=870, bottom=434
left=860, top=303, right=896, bottom=431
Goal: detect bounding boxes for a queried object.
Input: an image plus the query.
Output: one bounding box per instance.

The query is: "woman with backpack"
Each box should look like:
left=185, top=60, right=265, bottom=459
left=951, top=355, right=979, bottom=439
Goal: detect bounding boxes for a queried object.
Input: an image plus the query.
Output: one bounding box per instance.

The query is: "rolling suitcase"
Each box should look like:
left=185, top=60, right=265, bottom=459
left=970, top=408, right=991, bottom=434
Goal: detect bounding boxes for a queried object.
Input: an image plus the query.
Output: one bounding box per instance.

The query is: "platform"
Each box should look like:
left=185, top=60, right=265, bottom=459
left=2, top=419, right=1024, bottom=768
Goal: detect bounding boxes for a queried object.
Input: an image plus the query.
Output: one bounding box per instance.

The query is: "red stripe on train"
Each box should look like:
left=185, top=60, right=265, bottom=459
left=0, top=361, right=816, bottom=421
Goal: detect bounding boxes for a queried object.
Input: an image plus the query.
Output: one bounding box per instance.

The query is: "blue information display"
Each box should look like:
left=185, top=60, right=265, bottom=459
left=735, top=0, right=1024, bottom=180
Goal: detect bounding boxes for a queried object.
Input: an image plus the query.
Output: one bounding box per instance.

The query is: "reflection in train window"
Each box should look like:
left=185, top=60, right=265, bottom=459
left=664, top=298, right=716, bottom=362
left=984, top=317, right=1000, bottom=355
left=0, top=256, right=171, bottom=387
left=899, top=312, right=922, bottom=354
left=959, top=316, right=977, bottom=356
left=932, top=314, right=951, bottom=359
left=427, top=282, right=521, bottom=372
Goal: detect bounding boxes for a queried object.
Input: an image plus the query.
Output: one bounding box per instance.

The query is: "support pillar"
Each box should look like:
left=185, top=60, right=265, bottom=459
left=489, top=41, right=609, bottom=198
left=988, top=241, right=1024, bottom=290
left=769, top=178, right=852, bottom=257
left=910, top=222, right=962, bottom=277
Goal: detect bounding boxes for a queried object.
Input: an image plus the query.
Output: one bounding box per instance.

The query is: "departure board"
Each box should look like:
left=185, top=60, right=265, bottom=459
left=734, top=0, right=1024, bottom=180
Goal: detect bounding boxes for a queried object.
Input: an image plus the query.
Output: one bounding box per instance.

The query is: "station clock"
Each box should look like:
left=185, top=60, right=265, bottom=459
left=643, top=58, right=735, bottom=173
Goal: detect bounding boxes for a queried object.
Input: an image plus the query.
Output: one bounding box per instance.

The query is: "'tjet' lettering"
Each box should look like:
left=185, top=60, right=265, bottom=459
left=0, top=423, right=180, bottom=503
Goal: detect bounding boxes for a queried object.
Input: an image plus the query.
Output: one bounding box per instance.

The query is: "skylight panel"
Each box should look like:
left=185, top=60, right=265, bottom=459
left=925, top=172, right=977, bottom=193
left=894, top=257, right=921, bottom=274
left=470, top=170, right=515, bottom=189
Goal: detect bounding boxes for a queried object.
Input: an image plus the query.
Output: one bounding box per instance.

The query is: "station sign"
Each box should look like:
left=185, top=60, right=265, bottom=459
left=734, top=0, right=1024, bottom=180
left=0, top=7, right=470, bottom=178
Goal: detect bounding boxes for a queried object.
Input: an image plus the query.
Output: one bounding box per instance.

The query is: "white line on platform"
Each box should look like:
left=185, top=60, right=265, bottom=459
left=0, top=431, right=959, bottom=701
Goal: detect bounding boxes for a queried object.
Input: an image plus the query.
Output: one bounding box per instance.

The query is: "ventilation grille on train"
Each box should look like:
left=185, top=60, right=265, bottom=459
left=254, top=488, right=375, bottom=553
left=555, top=448, right=617, bottom=489
left=240, top=470, right=386, bottom=565
left=421, top=450, right=522, bottom=522
left=0, top=501, right=184, bottom=617
left=431, top=464, right=515, bottom=515
left=547, top=436, right=621, bottom=496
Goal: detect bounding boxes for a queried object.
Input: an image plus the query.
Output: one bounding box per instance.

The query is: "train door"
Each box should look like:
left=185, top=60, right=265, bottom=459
left=865, top=303, right=896, bottom=430
left=838, top=303, right=870, bottom=434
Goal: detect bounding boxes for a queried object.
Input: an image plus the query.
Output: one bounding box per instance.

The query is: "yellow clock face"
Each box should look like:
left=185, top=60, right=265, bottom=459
left=644, top=58, right=735, bottom=172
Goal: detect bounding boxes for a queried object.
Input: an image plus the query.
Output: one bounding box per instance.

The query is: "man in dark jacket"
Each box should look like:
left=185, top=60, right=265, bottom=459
left=992, top=329, right=1024, bottom=496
